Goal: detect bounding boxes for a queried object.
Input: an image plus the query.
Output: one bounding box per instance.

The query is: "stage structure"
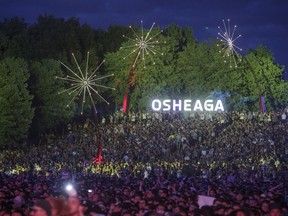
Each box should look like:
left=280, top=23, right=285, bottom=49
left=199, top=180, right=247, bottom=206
left=217, top=19, right=265, bottom=112
left=56, top=51, right=115, bottom=163
left=120, top=21, right=165, bottom=112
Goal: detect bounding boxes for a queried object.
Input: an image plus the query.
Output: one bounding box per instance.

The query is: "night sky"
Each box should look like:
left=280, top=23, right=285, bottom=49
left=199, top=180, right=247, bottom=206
left=1, top=0, right=288, bottom=76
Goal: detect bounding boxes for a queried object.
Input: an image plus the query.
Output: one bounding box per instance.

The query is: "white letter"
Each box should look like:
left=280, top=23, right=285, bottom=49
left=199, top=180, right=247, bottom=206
left=214, top=100, right=224, bottom=111
left=152, top=99, right=161, bottom=111
left=204, top=100, right=214, bottom=111
left=173, top=100, right=182, bottom=111
left=163, top=100, right=171, bottom=111
left=184, top=100, right=192, bottom=111
left=193, top=100, right=203, bottom=111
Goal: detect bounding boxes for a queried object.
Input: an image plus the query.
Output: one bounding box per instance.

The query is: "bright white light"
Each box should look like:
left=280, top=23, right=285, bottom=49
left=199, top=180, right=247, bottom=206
left=151, top=99, right=161, bottom=111
left=66, top=184, right=73, bottom=191
left=56, top=52, right=115, bottom=114
left=173, top=100, right=181, bottom=111
left=151, top=99, right=225, bottom=112
left=204, top=100, right=214, bottom=111
left=217, top=19, right=242, bottom=68
left=120, top=21, right=165, bottom=69
left=184, top=100, right=192, bottom=111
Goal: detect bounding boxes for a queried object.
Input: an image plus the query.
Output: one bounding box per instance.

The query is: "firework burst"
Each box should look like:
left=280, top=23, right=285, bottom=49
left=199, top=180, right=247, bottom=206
left=120, top=20, right=165, bottom=69
left=217, top=19, right=242, bottom=68
left=56, top=52, right=115, bottom=114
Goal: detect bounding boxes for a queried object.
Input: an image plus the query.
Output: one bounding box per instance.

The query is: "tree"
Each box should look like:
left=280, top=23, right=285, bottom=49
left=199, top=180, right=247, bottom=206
left=176, top=39, right=232, bottom=97
left=95, top=25, right=131, bottom=59
left=0, top=57, right=34, bottom=148
left=105, top=25, right=170, bottom=111
left=176, top=40, right=288, bottom=111
left=28, top=59, right=75, bottom=141
left=29, top=15, right=82, bottom=61
left=242, top=46, right=288, bottom=111
left=0, top=17, right=31, bottom=60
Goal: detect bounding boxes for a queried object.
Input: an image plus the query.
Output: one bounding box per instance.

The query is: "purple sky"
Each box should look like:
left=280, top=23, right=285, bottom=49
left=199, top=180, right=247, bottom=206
left=1, top=0, right=288, bottom=75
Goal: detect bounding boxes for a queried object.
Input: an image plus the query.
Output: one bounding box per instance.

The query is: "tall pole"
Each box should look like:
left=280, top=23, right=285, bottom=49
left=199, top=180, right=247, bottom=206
left=95, top=126, right=103, bottom=164
left=122, top=55, right=138, bottom=113
left=120, top=21, right=164, bottom=112
left=89, top=117, right=103, bottom=164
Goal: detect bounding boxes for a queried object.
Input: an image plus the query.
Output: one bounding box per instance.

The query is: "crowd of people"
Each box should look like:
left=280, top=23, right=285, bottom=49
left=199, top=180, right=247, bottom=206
left=0, top=109, right=288, bottom=215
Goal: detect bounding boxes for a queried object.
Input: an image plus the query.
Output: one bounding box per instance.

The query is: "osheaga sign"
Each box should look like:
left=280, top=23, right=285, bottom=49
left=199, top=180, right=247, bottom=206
left=151, top=99, right=224, bottom=112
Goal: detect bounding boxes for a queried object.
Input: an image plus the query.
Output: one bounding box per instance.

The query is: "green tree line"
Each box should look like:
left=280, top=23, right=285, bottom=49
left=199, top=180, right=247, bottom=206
left=0, top=16, right=287, bottom=147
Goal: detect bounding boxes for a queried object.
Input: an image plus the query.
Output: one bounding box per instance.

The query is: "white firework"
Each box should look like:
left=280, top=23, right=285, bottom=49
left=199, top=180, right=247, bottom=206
left=120, top=20, right=165, bottom=69
left=217, top=19, right=242, bottom=68
left=56, top=52, right=115, bottom=114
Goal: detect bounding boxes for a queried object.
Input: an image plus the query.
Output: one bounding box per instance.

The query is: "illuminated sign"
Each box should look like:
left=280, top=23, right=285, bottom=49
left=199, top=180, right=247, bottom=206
left=151, top=99, right=224, bottom=112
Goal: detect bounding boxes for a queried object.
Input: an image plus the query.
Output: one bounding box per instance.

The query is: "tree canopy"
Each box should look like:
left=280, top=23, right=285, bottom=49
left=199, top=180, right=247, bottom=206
left=0, top=15, right=287, bottom=147
left=0, top=57, right=34, bottom=147
left=28, top=59, right=75, bottom=138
